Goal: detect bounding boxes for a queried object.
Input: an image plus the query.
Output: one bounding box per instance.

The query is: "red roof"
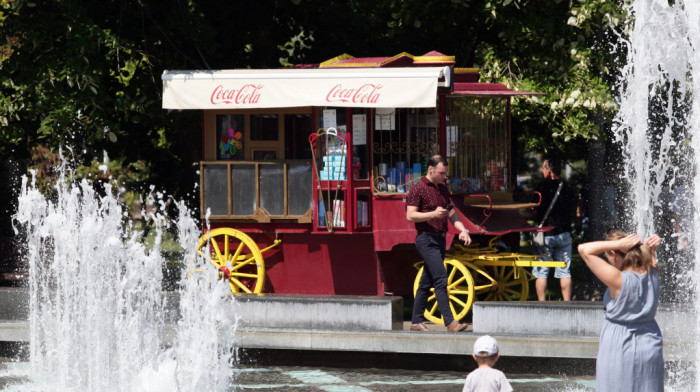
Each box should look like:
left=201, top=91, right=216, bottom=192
left=289, top=52, right=545, bottom=96
left=452, top=83, right=546, bottom=97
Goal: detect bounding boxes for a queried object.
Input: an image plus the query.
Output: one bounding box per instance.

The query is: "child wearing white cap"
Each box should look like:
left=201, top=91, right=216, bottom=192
left=462, top=335, right=513, bottom=392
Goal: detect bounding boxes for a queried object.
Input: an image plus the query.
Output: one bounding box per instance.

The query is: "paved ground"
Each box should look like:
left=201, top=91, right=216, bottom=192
left=234, top=365, right=595, bottom=391
left=0, top=361, right=596, bottom=391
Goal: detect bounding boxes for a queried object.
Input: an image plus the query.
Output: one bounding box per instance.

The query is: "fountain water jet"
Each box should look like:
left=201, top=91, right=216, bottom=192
left=9, top=155, right=236, bottom=391
left=612, top=0, right=700, bottom=388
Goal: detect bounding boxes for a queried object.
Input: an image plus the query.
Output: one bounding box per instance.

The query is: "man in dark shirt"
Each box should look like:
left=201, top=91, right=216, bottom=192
left=406, top=155, right=471, bottom=332
left=533, top=158, right=576, bottom=301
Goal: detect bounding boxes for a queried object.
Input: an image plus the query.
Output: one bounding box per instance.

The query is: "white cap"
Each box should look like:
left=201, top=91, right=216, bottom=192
left=473, top=335, right=499, bottom=357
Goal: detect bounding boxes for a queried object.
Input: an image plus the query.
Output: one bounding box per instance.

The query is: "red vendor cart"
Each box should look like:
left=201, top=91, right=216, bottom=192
left=162, top=51, right=557, bottom=322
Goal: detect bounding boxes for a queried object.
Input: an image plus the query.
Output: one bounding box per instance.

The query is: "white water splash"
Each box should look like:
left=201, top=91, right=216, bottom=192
left=9, top=155, right=236, bottom=391
left=612, top=0, right=700, bottom=388
left=612, top=0, right=700, bottom=237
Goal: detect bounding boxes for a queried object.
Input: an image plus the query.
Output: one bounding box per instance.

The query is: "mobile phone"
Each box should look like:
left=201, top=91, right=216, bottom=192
left=445, top=204, right=454, bottom=211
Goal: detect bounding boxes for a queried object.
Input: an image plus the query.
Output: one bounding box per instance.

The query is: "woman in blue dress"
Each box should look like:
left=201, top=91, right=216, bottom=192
left=578, top=231, right=664, bottom=392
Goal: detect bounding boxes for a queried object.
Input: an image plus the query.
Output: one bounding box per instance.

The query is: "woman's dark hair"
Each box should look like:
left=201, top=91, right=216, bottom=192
left=606, top=230, right=654, bottom=273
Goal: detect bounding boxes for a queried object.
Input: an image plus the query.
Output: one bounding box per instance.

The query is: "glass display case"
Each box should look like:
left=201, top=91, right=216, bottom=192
left=311, top=107, right=372, bottom=232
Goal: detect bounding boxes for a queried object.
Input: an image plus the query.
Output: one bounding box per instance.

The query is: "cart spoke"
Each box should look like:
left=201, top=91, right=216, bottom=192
left=447, top=265, right=458, bottom=282
left=231, top=256, right=255, bottom=271
left=230, top=241, right=245, bottom=264
left=449, top=296, right=467, bottom=308
left=224, top=234, right=230, bottom=259
left=503, top=267, right=515, bottom=281
left=450, top=286, right=471, bottom=295
left=474, top=284, right=494, bottom=292
left=504, top=279, right=524, bottom=288
left=427, top=301, right=439, bottom=316
left=230, top=272, right=259, bottom=279
left=495, top=266, right=506, bottom=280
left=474, top=290, right=492, bottom=298
left=210, top=240, right=224, bottom=263
left=448, top=276, right=466, bottom=289
left=231, top=278, right=253, bottom=293
left=504, top=288, right=522, bottom=297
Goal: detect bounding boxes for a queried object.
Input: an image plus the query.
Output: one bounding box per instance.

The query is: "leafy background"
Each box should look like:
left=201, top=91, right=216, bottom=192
left=0, top=0, right=628, bottom=257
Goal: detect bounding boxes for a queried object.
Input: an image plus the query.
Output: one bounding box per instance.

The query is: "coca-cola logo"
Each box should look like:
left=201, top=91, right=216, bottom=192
left=326, top=84, right=382, bottom=104
left=211, top=84, right=263, bottom=105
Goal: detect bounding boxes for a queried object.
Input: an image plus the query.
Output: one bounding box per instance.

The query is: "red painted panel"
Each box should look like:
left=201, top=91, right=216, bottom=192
left=262, top=233, right=383, bottom=295
left=200, top=223, right=382, bottom=295
left=371, top=197, right=416, bottom=251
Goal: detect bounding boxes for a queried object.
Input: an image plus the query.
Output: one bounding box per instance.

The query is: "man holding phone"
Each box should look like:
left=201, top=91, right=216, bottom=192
left=406, top=155, right=471, bottom=332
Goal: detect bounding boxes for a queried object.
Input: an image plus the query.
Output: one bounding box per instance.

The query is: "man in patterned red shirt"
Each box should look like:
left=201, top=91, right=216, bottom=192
left=406, top=155, right=471, bottom=332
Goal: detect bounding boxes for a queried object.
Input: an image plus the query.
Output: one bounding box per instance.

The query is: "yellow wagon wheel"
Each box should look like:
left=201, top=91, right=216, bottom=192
left=472, top=264, right=530, bottom=302
left=413, top=258, right=475, bottom=325
left=197, top=227, right=265, bottom=294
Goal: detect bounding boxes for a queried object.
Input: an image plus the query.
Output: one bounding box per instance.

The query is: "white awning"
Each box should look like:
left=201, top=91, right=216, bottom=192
left=161, top=66, right=450, bottom=110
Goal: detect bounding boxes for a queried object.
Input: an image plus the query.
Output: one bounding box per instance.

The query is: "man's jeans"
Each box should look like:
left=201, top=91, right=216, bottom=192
left=412, top=233, right=455, bottom=325
left=532, top=232, right=572, bottom=279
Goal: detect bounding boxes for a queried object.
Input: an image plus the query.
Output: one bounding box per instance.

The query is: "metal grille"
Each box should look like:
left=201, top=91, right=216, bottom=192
left=447, top=97, right=510, bottom=193
left=372, top=108, right=439, bottom=193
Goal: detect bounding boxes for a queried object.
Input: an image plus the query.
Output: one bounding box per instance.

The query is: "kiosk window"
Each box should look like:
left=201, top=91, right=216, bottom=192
left=285, top=114, right=312, bottom=159
left=251, top=114, right=279, bottom=141
left=260, top=164, right=284, bottom=215
left=231, top=164, right=256, bottom=215
left=287, top=164, right=313, bottom=215
left=203, top=165, right=229, bottom=215
left=215, top=114, right=245, bottom=160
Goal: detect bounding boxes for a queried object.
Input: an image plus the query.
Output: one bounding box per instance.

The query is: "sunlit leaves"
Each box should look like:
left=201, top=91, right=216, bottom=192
left=473, top=0, right=626, bottom=156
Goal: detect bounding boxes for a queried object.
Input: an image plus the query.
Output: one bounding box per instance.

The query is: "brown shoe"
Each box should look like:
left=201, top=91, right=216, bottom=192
left=447, top=320, right=469, bottom=332
left=410, top=323, right=429, bottom=331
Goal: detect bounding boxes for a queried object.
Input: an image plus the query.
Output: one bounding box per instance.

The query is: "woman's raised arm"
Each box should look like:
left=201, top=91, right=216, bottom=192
left=577, top=234, right=641, bottom=298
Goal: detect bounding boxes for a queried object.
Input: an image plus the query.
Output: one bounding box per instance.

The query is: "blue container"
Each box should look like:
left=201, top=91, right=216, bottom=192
left=413, top=163, right=422, bottom=175
left=318, top=200, right=326, bottom=227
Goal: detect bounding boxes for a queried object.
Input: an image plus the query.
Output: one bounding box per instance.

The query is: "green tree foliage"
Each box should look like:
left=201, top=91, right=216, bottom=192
left=0, top=0, right=204, bottom=201
left=0, top=0, right=625, bottom=200
left=267, top=0, right=627, bottom=158
left=468, top=0, right=627, bottom=156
